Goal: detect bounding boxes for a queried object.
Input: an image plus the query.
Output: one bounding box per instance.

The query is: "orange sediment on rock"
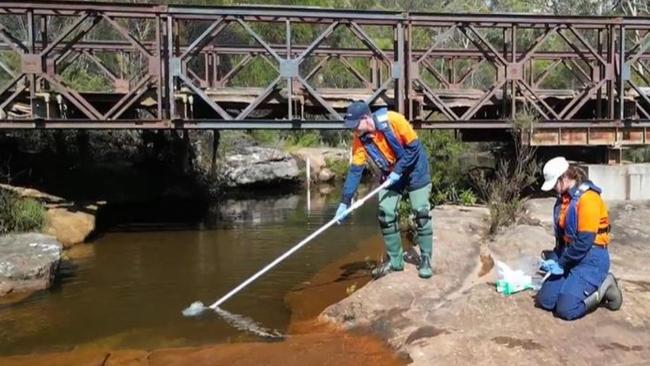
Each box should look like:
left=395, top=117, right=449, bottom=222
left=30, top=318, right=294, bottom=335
left=285, top=233, right=384, bottom=328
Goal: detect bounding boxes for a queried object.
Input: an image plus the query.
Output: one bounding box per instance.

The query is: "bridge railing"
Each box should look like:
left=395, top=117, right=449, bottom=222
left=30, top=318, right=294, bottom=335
left=0, top=1, right=648, bottom=145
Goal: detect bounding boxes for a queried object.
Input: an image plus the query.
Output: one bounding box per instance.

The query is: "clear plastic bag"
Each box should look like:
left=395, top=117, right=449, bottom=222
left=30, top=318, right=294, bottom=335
left=495, top=255, right=544, bottom=295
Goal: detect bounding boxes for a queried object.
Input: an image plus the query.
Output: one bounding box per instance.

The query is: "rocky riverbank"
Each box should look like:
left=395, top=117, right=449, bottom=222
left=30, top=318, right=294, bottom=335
left=321, top=199, right=650, bottom=365
left=0, top=131, right=349, bottom=200
left=1, top=184, right=97, bottom=248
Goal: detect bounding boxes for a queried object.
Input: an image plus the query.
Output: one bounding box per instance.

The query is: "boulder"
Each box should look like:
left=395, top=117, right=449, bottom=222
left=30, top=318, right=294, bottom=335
left=318, top=168, right=335, bottom=182
left=44, top=207, right=96, bottom=248
left=221, top=147, right=300, bottom=188
left=0, top=233, right=62, bottom=296
left=291, top=147, right=348, bottom=176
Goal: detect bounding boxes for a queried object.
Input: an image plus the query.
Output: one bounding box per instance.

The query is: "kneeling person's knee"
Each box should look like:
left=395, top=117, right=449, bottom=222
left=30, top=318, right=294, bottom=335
left=555, top=294, right=586, bottom=320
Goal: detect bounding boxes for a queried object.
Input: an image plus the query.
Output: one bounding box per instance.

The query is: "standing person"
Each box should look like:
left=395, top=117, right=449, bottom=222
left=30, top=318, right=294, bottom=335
left=536, top=157, right=623, bottom=320
left=334, top=101, right=433, bottom=279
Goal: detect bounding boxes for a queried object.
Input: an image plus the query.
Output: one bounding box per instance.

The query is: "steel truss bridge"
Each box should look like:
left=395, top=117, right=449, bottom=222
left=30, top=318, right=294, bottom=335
left=1, top=1, right=650, bottom=146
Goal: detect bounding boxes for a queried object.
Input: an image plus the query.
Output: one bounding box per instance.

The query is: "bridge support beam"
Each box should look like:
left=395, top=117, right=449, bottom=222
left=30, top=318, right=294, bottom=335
left=211, top=129, right=220, bottom=178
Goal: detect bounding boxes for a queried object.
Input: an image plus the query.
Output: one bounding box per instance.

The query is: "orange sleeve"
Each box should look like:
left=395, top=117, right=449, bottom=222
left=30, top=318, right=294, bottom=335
left=577, top=191, right=601, bottom=233
left=387, top=111, right=417, bottom=145
left=351, top=134, right=366, bottom=166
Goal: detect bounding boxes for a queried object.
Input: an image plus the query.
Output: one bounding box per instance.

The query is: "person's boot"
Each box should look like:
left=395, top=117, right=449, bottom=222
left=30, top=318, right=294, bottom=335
left=371, top=256, right=404, bottom=279
left=584, top=273, right=623, bottom=312
left=418, top=254, right=432, bottom=279
left=601, top=273, right=623, bottom=310
left=414, top=211, right=433, bottom=279
left=371, top=232, right=403, bottom=279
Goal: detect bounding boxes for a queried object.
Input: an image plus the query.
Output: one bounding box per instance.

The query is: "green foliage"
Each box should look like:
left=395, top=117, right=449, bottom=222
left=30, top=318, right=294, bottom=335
left=397, top=197, right=412, bottom=227
left=419, top=130, right=477, bottom=205
left=282, top=131, right=323, bottom=149
left=625, top=147, right=650, bottom=163
left=471, top=113, right=540, bottom=235
left=459, top=189, right=478, bottom=206
left=0, top=51, right=20, bottom=86
left=0, top=189, right=47, bottom=234
left=325, top=157, right=349, bottom=180
left=248, top=130, right=323, bottom=151
left=229, top=57, right=279, bottom=87
left=473, top=161, right=532, bottom=235
left=249, top=130, right=283, bottom=148
left=218, top=130, right=255, bottom=154
left=61, top=68, right=112, bottom=93
left=249, top=130, right=347, bottom=151
left=319, top=131, right=349, bottom=148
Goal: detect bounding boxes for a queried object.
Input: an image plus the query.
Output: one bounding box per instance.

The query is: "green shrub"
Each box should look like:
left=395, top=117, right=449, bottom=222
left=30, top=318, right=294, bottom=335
left=325, top=157, right=349, bottom=181
left=459, top=189, right=478, bottom=206
left=61, top=68, right=112, bottom=93
left=283, top=131, right=322, bottom=149
left=249, top=130, right=282, bottom=147
left=0, top=189, right=47, bottom=234
left=625, top=147, right=650, bottom=163
left=471, top=111, right=540, bottom=235
left=397, top=197, right=412, bottom=227
left=218, top=131, right=255, bottom=154
left=419, top=130, right=477, bottom=205
left=473, top=161, right=535, bottom=235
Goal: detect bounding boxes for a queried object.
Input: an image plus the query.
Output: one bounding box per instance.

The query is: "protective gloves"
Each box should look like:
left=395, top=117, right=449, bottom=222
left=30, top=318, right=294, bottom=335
left=334, top=203, right=349, bottom=224
left=387, top=172, right=401, bottom=186
left=540, top=259, right=564, bottom=276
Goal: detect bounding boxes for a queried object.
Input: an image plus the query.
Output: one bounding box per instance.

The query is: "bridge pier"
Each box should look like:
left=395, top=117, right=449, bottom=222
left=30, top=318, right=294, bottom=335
left=606, top=147, right=623, bottom=165
left=211, top=130, right=220, bottom=178
left=582, top=163, right=650, bottom=201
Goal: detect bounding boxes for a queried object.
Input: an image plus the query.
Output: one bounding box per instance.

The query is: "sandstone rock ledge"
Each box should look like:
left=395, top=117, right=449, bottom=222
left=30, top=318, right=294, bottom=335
left=321, top=199, right=650, bottom=365
left=1, top=184, right=97, bottom=247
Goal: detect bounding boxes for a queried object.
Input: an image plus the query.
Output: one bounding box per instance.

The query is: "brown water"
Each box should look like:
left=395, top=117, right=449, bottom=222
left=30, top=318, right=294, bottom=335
left=0, top=188, right=382, bottom=357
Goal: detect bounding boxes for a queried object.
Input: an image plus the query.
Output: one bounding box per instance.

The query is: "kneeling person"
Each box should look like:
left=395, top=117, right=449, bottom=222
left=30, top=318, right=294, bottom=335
left=536, top=157, right=623, bottom=320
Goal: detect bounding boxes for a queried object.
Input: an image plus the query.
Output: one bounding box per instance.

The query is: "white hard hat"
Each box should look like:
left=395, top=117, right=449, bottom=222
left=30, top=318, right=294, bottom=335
left=541, top=156, right=569, bottom=191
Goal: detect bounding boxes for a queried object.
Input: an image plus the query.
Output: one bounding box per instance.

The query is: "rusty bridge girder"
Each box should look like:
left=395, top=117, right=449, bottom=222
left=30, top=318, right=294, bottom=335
left=0, top=1, right=649, bottom=146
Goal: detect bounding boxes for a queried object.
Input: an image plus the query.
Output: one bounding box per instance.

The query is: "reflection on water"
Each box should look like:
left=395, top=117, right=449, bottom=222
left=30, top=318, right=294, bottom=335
left=0, top=185, right=382, bottom=356
left=208, top=195, right=301, bottom=225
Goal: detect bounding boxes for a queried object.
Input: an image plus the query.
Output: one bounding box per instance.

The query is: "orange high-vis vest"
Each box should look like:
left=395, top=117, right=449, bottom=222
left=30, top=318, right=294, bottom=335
left=556, top=183, right=610, bottom=246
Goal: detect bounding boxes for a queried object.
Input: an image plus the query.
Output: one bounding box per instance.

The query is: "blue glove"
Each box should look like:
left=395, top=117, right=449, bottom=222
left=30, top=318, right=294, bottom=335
left=540, top=259, right=564, bottom=276
left=387, top=172, right=401, bottom=186
left=334, top=203, right=349, bottom=223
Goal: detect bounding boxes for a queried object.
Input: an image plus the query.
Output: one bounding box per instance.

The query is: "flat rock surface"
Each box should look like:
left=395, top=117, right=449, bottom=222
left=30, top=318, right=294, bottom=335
left=321, top=199, right=650, bottom=365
